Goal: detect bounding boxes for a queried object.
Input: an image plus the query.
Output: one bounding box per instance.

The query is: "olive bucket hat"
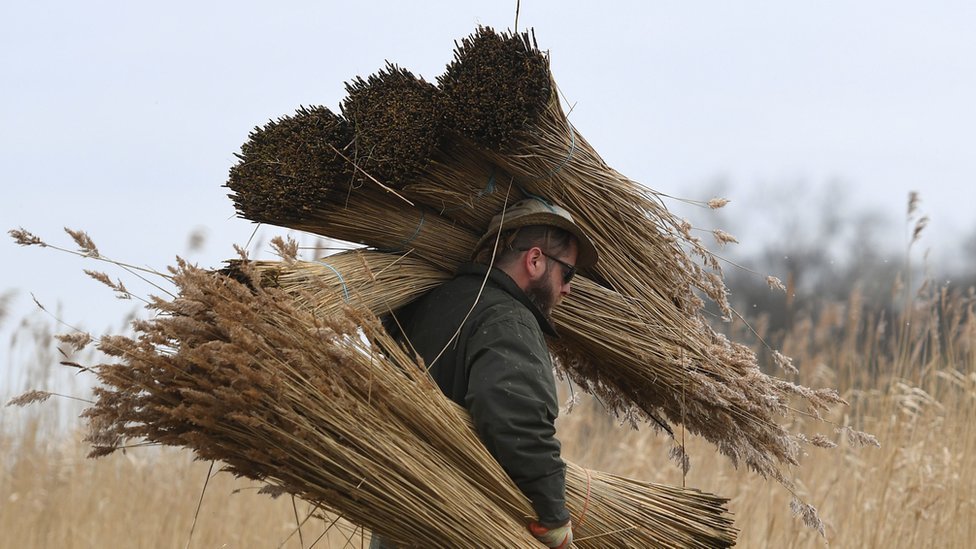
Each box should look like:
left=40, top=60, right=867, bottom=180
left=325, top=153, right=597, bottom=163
left=474, top=197, right=599, bottom=268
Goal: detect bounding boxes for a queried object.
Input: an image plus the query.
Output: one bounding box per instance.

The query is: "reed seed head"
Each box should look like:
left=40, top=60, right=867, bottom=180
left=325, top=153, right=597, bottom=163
left=226, top=106, right=354, bottom=224
left=438, top=26, right=551, bottom=150
left=342, top=63, right=446, bottom=188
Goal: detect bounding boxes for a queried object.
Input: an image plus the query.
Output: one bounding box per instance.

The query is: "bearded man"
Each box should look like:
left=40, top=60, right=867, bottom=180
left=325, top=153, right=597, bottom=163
left=377, top=197, right=598, bottom=548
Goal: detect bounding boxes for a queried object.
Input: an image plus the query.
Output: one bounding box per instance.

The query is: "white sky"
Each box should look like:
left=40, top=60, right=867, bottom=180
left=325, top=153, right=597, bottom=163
left=3, top=1, right=976, bottom=391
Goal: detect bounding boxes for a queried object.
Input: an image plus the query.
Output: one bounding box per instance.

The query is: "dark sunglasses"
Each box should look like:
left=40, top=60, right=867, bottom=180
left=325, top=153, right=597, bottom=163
left=543, top=251, right=577, bottom=284
left=518, top=247, right=576, bottom=284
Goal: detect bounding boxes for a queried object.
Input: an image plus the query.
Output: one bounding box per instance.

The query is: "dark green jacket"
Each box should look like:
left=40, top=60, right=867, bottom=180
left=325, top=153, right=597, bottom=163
left=394, top=263, right=569, bottom=526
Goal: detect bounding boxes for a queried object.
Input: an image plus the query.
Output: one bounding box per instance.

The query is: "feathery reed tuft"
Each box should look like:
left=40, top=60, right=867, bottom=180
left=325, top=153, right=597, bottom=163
left=9, top=228, right=46, bottom=247
left=7, top=390, right=54, bottom=407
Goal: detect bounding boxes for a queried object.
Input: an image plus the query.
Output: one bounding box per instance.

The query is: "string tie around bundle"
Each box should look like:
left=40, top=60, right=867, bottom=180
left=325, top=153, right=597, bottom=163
left=539, top=124, right=577, bottom=180
left=317, top=260, right=350, bottom=302
left=576, top=467, right=592, bottom=527
left=401, top=211, right=426, bottom=248
left=515, top=188, right=558, bottom=213
left=477, top=173, right=497, bottom=197
left=379, top=211, right=426, bottom=253
left=443, top=173, right=498, bottom=214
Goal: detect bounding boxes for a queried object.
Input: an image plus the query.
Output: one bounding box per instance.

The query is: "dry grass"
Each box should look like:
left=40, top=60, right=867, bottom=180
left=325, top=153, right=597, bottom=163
left=1, top=269, right=971, bottom=548
left=0, top=429, right=366, bottom=548
left=4, top=269, right=972, bottom=547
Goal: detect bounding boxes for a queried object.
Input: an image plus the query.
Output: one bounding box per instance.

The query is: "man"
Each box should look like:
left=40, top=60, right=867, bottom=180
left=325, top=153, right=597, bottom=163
left=380, top=197, right=598, bottom=548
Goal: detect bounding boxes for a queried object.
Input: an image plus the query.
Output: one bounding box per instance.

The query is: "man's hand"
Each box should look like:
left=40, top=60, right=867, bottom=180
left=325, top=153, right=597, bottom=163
left=528, top=520, right=573, bottom=548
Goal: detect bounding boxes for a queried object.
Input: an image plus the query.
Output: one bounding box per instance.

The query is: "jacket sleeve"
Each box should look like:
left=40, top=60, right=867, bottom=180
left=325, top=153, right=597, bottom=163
left=463, top=309, right=569, bottom=526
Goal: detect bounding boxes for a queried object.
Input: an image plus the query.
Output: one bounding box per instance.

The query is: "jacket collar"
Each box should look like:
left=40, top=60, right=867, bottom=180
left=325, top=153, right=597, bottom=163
left=456, top=263, right=558, bottom=337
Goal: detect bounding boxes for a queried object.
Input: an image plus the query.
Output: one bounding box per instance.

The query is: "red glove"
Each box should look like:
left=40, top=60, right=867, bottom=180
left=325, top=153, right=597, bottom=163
left=528, top=520, right=573, bottom=548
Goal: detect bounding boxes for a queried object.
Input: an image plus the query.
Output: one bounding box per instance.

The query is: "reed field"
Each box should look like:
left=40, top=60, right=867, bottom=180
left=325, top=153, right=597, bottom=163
left=2, top=268, right=973, bottom=548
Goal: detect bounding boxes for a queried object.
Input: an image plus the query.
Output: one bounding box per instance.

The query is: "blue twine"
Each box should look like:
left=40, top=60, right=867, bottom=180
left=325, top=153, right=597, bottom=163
left=510, top=127, right=577, bottom=208
left=442, top=173, right=498, bottom=214
left=317, top=260, right=350, bottom=303
left=398, top=211, right=425, bottom=248
left=375, top=212, right=425, bottom=253
left=540, top=124, right=577, bottom=180
left=477, top=173, right=497, bottom=197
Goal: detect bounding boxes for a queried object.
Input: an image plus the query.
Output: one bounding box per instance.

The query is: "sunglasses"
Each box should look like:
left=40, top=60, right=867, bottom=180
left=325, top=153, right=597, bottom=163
left=518, top=247, right=576, bottom=284
left=543, top=251, right=577, bottom=284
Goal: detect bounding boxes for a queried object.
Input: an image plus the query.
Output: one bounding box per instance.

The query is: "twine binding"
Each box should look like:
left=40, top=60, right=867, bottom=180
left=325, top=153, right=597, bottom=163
left=317, top=260, right=350, bottom=302
left=577, top=468, right=592, bottom=527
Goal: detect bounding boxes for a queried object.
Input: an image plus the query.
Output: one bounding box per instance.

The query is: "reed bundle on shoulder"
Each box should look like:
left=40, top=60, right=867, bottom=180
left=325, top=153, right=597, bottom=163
left=84, top=260, right=737, bottom=548
left=227, top=106, right=473, bottom=272
left=341, top=63, right=528, bottom=232
left=226, top=90, right=845, bottom=491
left=226, top=251, right=448, bottom=317
left=431, top=27, right=847, bottom=477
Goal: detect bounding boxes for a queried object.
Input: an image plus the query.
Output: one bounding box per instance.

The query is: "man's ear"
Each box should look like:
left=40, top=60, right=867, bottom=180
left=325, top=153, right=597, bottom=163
left=522, top=247, right=547, bottom=281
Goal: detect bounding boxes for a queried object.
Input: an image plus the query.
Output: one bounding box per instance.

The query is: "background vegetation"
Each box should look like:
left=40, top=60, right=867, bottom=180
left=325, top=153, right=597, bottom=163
left=2, top=191, right=974, bottom=547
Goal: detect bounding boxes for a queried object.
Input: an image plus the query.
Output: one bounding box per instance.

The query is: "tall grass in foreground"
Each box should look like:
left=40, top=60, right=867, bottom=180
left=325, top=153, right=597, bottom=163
left=1, top=311, right=366, bottom=548
left=2, top=278, right=973, bottom=547
left=0, top=430, right=366, bottom=548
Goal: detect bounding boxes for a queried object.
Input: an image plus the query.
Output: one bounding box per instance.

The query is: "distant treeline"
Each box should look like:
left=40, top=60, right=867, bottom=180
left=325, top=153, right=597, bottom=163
left=689, top=181, right=976, bottom=372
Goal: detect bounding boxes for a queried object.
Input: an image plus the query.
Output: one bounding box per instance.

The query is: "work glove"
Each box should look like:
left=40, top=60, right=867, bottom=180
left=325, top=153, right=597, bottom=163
left=528, top=519, right=573, bottom=548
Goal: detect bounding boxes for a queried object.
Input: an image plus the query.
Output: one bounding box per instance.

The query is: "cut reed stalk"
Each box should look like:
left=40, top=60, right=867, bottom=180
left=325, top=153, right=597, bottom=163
left=342, top=63, right=531, bottom=232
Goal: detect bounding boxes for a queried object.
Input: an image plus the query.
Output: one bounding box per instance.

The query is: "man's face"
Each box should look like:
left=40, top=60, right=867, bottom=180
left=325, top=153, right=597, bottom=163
left=526, top=239, right=578, bottom=318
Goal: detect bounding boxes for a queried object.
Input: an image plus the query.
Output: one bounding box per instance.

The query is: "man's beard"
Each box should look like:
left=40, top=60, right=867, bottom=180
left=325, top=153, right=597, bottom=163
left=526, top=271, right=557, bottom=320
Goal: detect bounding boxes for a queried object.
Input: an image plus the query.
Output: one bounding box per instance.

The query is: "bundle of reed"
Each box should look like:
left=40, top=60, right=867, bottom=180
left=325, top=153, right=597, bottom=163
left=239, top=248, right=844, bottom=489
left=226, top=250, right=450, bottom=317
left=437, top=27, right=727, bottom=318
left=225, top=106, right=474, bottom=272
left=227, top=105, right=355, bottom=227
left=429, top=29, right=849, bottom=485
left=85, top=258, right=736, bottom=547
left=320, top=54, right=755, bottom=433
left=341, top=64, right=448, bottom=190
left=342, top=63, right=529, bottom=232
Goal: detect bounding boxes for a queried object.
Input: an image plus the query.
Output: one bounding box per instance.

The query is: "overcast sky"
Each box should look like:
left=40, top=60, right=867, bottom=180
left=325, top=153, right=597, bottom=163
left=3, top=1, right=975, bottom=391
